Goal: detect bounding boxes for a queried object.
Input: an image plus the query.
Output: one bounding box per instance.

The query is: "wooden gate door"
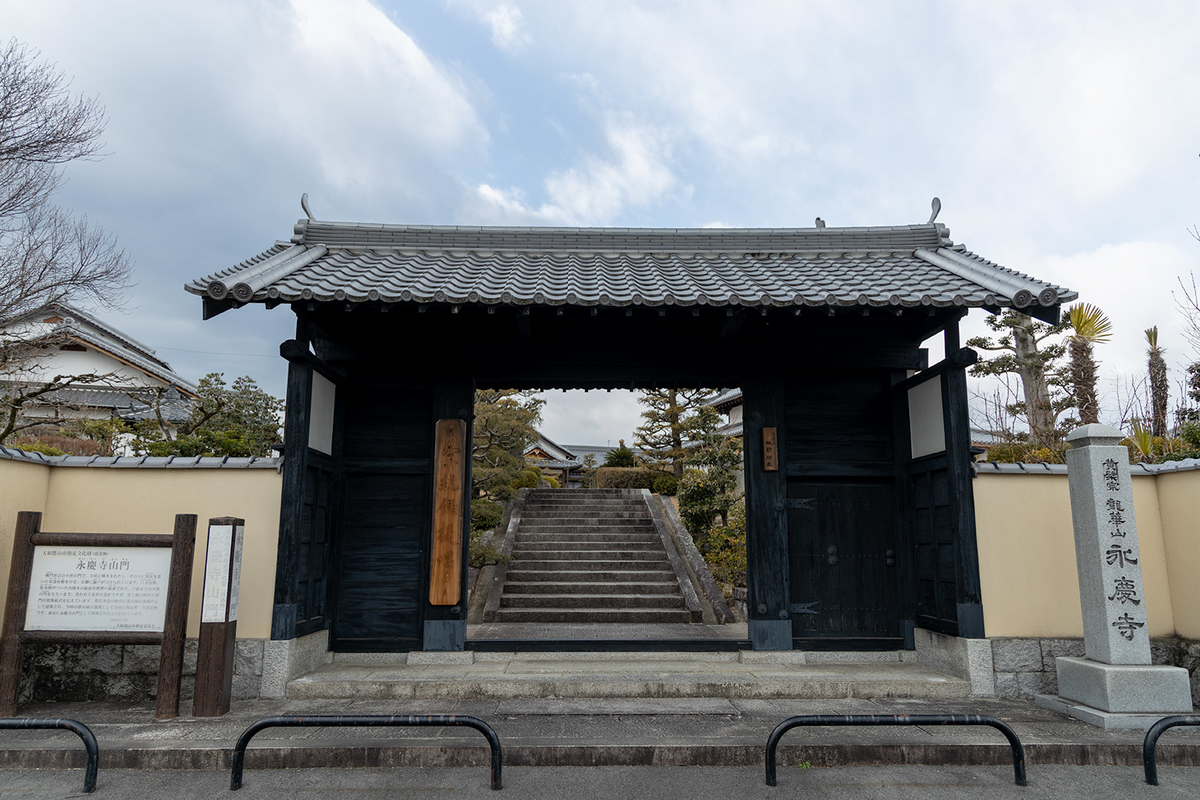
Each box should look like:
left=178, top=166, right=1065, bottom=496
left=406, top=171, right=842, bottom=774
left=786, top=479, right=900, bottom=646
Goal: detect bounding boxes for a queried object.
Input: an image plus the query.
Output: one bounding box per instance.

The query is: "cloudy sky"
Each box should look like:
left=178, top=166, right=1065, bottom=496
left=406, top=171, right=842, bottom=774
left=4, top=0, right=1198, bottom=444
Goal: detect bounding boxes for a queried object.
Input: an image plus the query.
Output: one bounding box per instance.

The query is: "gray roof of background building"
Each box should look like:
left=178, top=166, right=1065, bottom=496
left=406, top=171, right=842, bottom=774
left=187, top=216, right=1075, bottom=316
left=32, top=386, right=193, bottom=423
left=0, top=446, right=278, bottom=469
left=5, top=304, right=198, bottom=395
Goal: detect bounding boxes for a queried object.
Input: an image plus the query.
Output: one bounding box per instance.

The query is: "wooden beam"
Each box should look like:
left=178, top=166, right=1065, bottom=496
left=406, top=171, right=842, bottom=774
left=280, top=339, right=346, bottom=384
left=429, top=419, right=467, bottom=606
left=718, top=310, right=748, bottom=342
left=894, top=347, right=977, bottom=393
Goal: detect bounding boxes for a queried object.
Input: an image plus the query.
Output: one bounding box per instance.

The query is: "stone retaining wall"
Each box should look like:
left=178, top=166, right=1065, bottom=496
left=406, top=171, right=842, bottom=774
left=989, top=636, right=1200, bottom=705
left=17, top=639, right=266, bottom=705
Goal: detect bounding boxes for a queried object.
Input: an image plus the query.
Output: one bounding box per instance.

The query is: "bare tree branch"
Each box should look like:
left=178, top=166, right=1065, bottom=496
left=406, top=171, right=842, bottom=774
left=0, top=38, right=130, bottom=325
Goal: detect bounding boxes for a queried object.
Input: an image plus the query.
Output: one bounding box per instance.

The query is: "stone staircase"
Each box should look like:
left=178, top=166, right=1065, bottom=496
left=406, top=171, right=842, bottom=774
left=495, top=489, right=691, bottom=624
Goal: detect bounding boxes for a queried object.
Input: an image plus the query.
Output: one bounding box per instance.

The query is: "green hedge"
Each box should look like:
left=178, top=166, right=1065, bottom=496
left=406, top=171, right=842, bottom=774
left=652, top=474, right=680, bottom=496
left=595, top=467, right=659, bottom=489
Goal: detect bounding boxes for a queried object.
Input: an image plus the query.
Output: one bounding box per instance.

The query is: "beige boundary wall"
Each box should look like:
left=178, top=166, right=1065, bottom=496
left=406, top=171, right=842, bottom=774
left=0, top=452, right=281, bottom=640
left=0, top=450, right=1196, bottom=704
left=3, top=454, right=1197, bottom=643
left=974, top=463, right=1200, bottom=642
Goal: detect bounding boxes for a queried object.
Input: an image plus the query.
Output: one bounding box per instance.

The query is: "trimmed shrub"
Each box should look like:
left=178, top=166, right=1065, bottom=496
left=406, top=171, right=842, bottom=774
left=470, top=499, right=503, bottom=532
left=10, top=440, right=66, bottom=456
left=514, top=467, right=541, bottom=489
left=469, top=529, right=509, bottom=568
left=703, top=498, right=747, bottom=591
left=652, top=474, right=680, bottom=496
left=595, top=467, right=658, bottom=489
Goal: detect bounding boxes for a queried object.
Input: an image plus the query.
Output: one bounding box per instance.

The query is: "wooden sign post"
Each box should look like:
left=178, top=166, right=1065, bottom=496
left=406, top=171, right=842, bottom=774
left=0, top=512, right=196, bottom=719
left=193, top=517, right=244, bottom=717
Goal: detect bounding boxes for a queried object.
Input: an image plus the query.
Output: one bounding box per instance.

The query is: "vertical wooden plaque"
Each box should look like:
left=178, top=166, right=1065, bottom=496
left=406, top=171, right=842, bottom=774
left=762, top=427, right=779, bottom=471
left=194, top=517, right=244, bottom=717
left=429, top=418, right=467, bottom=605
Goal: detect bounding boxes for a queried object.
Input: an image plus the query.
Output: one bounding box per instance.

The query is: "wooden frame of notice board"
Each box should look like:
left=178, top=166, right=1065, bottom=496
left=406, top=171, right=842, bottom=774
left=0, top=511, right=197, bottom=719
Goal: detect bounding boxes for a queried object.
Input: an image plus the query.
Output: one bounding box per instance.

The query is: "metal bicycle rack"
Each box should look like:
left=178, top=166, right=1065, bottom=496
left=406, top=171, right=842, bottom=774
left=1143, top=714, right=1199, bottom=786
left=0, top=717, right=99, bottom=793
left=229, top=714, right=503, bottom=790
left=764, top=713, right=1027, bottom=787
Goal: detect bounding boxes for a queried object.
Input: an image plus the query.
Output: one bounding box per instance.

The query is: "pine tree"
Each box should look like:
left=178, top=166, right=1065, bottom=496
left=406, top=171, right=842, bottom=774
left=634, top=388, right=713, bottom=478
left=967, top=312, right=1071, bottom=450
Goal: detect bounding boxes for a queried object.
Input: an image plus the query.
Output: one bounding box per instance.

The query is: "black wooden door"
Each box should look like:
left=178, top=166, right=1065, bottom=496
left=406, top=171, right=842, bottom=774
left=787, top=479, right=900, bottom=643
left=328, top=470, right=428, bottom=651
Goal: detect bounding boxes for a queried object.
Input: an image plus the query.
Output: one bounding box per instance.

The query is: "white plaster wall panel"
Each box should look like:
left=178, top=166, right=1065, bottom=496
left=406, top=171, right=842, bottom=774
left=308, top=372, right=336, bottom=455
left=908, top=376, right=945, bottom=458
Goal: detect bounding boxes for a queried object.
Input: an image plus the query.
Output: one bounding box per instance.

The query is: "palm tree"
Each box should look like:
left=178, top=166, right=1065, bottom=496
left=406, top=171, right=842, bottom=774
left=1066, top=303, right=1113, bottom=425
left=1145, top=327, right=1169, bottom=438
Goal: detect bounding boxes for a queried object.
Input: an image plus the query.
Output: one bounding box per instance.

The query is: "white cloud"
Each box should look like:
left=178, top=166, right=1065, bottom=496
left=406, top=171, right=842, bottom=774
left=446, top=1, right=531, bottom=54
left=472, top=117, right=683, bottom=225
left=538, top=390, right=644, bottom=446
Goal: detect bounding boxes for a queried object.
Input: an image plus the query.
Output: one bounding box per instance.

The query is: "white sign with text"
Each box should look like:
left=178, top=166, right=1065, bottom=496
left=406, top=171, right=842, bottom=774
left=25, top=546, right=172, bottom=632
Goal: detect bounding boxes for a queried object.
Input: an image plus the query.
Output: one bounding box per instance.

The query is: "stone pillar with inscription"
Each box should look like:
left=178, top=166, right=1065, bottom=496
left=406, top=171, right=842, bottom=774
left=1034, top=425, right=1192, bottom=728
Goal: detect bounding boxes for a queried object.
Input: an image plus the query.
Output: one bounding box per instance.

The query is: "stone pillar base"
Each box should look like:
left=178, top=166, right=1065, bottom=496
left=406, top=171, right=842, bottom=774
left=260, top=630, right=332, bottom=699
left=1034, top=656, right=1193, bottom=730
left=913, top=628, right=995, bottom=697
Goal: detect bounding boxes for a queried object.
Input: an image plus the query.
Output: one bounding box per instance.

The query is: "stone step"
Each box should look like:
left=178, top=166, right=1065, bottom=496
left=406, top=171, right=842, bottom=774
left=513, top=540, right=662, bottom=552
left=287, top=660, right=972, bottom=701
left=518, top=526, right=657, bottom=536
left=506, top=569, right=675, bottom=582
left=494, top=608, right=694, bottom=623
left=500, top=593, right=684, bottom=609
left=521, top=517, right=650, bottom=525
left=509, top=558, right=671, bottom=572
left=516, top=532, right=662, bottom=544
left=502, top=581, right=682, bottom=595
left=521, top=506, right=650, bottom=515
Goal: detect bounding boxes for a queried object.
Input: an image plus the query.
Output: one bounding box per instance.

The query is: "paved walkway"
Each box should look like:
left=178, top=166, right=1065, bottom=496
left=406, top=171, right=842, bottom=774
left=6, top=765, right=1200, bottom=800
left=2, top=695, right=1197, bottom=773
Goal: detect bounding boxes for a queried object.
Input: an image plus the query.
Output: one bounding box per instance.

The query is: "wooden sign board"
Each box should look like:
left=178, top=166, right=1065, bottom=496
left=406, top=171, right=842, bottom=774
left=429, top=418, right=467, bottom=606
left=762, top=427, right=779, bottom=471
left=200, top=524, right=244, bottom=624
left=26, top=546, right=172, bottom=632
left=0, top=512, right=196, bottom=719
left=195, top=518, right=244, bottom=717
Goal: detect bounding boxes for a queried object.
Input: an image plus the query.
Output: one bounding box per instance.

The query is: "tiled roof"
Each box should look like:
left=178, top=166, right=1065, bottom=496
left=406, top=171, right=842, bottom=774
left=3, top=303, right=198, bottom=395
left=31, top=386, right=193, bottom=423
left=973, top=459, right=1200, bottom=475
left=186, top=217, right=1076, bottom=315
left=708, top=388, right=743, bottom=412
left=0, top=446, right=278, bottom=469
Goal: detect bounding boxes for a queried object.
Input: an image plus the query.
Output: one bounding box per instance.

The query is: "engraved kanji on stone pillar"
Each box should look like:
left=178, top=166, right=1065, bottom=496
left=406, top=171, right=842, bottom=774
left=1065, top=424, right=1150, bottom=665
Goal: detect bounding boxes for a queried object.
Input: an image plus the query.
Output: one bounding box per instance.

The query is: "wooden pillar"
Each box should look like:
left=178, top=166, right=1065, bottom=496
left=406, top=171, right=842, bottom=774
left=423, top=371, right=474, bottom=651
left=272, top=318, right=313, bottom=640
left=742, top=371, right=791, bottom=650
left=890, top=368, right=917, bottom=649
left=0, top=512, right=40, bottom=716
left=942, top=319, right=985, bottom=637
left=155, top=514, right=197, bottom=719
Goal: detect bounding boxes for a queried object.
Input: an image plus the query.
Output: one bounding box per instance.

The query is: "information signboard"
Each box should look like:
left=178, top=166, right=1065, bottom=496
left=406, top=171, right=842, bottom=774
left=26, top=546, right=172, bottom=633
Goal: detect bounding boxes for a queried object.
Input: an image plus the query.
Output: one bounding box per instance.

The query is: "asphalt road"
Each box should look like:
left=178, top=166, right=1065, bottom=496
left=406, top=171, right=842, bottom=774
left=3, top=765, right=1199, bottom=799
